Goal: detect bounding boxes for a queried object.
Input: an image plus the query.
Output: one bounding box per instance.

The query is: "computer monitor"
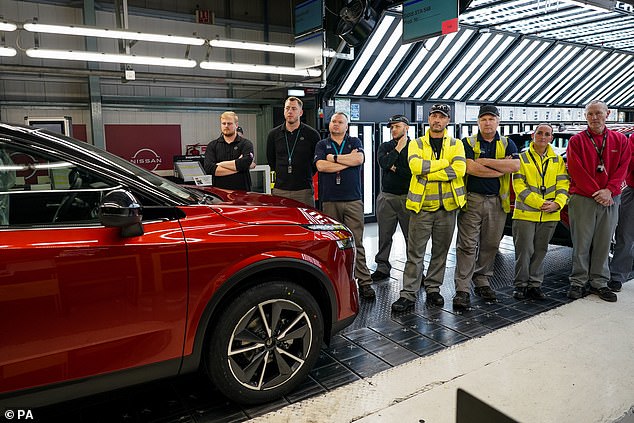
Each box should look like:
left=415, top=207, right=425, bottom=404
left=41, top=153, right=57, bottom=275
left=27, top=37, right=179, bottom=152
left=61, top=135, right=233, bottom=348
left=174, top=160, right=206, bottom=182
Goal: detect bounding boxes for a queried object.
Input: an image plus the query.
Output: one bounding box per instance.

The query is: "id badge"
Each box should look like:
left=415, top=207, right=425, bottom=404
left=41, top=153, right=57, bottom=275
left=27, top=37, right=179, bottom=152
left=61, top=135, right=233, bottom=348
left=336, top=172, right=341, bottom=185
left=288, top=165, right=293, bottom=173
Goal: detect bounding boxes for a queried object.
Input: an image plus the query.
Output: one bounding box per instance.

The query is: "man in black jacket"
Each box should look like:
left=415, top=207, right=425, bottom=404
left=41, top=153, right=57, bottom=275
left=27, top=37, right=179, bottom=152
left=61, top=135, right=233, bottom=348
left=204, top=111, right=254, bottom=191
left=371, top=114, right=412, bottom=281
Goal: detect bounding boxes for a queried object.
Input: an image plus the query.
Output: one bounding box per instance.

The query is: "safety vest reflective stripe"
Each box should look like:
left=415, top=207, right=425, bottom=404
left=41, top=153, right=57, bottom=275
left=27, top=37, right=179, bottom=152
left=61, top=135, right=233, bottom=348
left=406, top=130, right=467, bottom=213
left=511, top=143, right=570, bottom=222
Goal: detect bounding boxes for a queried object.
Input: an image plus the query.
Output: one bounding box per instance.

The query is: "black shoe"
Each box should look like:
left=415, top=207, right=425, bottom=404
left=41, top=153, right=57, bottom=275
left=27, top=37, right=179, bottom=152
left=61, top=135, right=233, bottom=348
left=453, top=291, right=470, bottom=309
left=567, top=285, right=584, bottom=299
left=474, top=286, right=497, bottom=301
left=513, top=287, right=527, bottom=300
left=392, top=297, right=415, bottom=312
left=426, top=291, right=444, bottom=307
left=588, top=286, right=617, bottom=302
left=608, top=280, right=622, bottom=292
left=527, top=287, right=546, bottom=300
left=359, top=285, right=376, bottom=299
left=370, top=270, right=390, bottom=281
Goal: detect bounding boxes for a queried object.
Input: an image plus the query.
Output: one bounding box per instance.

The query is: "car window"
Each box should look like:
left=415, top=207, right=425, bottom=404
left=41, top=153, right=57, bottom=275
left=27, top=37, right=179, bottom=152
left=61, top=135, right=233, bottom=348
left=0, top=141, right=118, bottom=227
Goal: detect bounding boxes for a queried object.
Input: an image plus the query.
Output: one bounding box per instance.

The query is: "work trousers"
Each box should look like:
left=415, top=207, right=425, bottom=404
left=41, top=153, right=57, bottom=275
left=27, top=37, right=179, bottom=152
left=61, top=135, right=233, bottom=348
left=400, top=208, right=457, bottom=301
left=374, top=191, right=409, bottom=274
left=569, top=193, right=620, bottom=289
left=454, top=193, right=507, bottom=293
left=322, top=200, right=372, bottom=286
left=610, top=186, right=634, bottom=283
left=272, top=187, right=315, bottom=208
left=512, top=219, right=557, bottom=287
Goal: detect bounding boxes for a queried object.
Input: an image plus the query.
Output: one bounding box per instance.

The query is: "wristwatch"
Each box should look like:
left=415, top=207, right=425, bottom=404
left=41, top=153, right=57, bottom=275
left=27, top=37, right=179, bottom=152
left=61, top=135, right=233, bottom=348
left=333, top=154, right=338, bottom=163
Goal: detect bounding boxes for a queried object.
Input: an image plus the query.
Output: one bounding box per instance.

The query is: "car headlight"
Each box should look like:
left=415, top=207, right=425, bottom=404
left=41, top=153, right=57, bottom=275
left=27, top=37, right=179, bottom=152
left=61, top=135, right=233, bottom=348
left=304, top=224, right=354, bottom=250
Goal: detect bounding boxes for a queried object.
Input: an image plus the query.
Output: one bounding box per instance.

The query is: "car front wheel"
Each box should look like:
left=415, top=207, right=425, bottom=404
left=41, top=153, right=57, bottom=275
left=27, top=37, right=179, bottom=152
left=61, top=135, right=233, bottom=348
left=206, top=281, right=324, bottom=404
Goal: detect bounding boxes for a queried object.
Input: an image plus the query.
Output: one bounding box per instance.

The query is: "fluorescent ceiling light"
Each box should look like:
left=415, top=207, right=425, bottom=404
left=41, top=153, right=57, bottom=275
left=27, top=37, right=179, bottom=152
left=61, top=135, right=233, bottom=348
left=200, top=61, right=321, bottom=77
left=23, top=22, right=205, bottom=46
left=564, top=0, right=611, bottom=12
left=354, top=23, right=403, bottom=95
left=338, top=14, right=395, bottom=95
left=0, top=46, right=16, bottom=57
left=0, top=22, right=17, bottom=32
left=413, top=29, right=474, bottom=98
left=287, top=89, right=305, bottom=96
left=209, top=39, right=295, bottom=54
left=26, top=48, right=197, bottom=68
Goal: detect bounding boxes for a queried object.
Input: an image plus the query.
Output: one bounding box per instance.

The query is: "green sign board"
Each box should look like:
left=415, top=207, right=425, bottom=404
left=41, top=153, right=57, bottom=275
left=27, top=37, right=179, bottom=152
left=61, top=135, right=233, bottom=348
left=403, top=0, right=459, bottom=44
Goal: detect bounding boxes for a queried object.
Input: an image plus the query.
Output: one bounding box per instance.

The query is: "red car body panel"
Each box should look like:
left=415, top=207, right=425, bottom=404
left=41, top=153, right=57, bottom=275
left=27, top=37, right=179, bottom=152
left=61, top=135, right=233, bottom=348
left=0, top=220, right=188, bottom=393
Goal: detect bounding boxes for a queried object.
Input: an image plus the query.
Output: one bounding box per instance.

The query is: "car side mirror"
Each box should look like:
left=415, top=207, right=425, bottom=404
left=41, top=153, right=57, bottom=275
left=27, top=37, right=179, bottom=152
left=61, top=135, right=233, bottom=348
left=99, top=189, right=143, bottom=237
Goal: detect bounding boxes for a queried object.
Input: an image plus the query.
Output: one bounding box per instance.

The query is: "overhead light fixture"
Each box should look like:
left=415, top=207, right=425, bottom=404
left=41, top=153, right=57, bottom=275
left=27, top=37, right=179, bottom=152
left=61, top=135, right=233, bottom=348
left=26, top=48, right=197, bottom=68
left=23, top=22, right=205, bottom=46
left=200, top=61, right=321, bottom=77
left=209, top=39, right=295, bottom=54
left=287, top=89, right=305, bottom=96
left=0, top=46, right=16, bottom=57
left=0, top=22, right=17, bottom=32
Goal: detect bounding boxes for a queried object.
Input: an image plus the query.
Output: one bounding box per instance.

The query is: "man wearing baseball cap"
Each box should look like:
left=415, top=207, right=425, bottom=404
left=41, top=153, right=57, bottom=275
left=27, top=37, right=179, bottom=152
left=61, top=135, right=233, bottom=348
left=371, top=114, right=412, bottom=282
left=392, top=104, right=467, bottom=312
left=453, top=104, right=520, bottom=309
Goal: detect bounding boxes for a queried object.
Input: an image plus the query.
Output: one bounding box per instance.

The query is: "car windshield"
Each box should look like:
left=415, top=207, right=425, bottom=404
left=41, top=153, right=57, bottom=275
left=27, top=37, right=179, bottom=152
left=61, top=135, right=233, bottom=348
left=37, top=129, right=202, bottom=203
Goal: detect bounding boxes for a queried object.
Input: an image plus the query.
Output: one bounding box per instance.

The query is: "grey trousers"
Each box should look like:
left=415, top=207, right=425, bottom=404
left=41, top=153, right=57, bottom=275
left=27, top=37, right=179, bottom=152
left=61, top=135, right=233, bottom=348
left=374, top=191, right=409, bottom=274
left=454, top=193, right=507, bottom=293
left=322, top=200, right=372, bottom=286
left=610, top=186, right=634, bottom=283
left=400, top=208, right=457, bottom=301
left=512, top=219, right=558, bottom=287
left=569, top=193, right=620, bottom=289
left=272, top=187, right=315, bottom=208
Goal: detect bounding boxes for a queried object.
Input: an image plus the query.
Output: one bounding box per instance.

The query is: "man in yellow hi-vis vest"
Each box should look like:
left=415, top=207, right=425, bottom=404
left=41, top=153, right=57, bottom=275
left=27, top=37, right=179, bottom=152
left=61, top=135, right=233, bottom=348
left=392, top=104, right=466, bottom=312
left=453, top=105, right=520, bottom=309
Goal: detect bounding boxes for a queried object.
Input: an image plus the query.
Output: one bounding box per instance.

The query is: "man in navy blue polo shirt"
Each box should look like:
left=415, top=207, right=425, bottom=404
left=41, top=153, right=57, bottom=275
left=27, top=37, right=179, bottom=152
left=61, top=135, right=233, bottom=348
left=453, top=105, right=520, bottom=309
left=315, top=112, right=375, bottom=300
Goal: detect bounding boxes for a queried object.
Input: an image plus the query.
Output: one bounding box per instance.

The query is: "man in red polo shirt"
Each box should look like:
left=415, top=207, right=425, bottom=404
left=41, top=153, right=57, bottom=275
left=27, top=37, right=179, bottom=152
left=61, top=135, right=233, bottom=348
left=566, top=100, right=631, bottom=302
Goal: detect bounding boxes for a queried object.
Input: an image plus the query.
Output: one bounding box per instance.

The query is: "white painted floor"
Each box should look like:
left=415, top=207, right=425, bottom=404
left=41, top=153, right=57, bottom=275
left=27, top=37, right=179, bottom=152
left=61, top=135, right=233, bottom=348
left=251, top=223, right=634, bottom=423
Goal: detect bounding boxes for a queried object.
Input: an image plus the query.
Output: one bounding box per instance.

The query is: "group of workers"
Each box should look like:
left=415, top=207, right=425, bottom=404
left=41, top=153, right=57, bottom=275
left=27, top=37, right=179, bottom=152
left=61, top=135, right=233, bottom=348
left=202, top=98, right=634, bottom=311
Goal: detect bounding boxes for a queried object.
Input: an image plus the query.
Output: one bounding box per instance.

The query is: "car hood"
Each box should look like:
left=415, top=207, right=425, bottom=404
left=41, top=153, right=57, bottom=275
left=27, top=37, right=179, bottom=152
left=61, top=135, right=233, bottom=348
left=193, top=187, right=339, bottom=226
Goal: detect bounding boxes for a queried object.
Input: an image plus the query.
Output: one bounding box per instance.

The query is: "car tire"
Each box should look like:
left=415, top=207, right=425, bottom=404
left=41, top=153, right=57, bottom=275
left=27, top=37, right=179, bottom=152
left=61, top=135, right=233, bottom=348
left=206, top=281, right=324, bottom=404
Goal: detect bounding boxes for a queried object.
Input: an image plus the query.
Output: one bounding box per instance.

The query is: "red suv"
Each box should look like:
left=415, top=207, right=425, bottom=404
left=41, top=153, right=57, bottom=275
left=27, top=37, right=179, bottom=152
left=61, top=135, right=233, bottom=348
left=0, top=123, right=358, bottom=407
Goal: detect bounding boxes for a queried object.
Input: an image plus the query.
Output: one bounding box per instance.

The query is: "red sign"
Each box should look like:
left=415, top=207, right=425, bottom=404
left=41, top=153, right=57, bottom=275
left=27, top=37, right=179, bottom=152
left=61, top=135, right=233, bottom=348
left=105, top=124, right=182, bottom=172
left=196, top=9, right=211, bottom=24
left=442, top=18, right=459, bottom=35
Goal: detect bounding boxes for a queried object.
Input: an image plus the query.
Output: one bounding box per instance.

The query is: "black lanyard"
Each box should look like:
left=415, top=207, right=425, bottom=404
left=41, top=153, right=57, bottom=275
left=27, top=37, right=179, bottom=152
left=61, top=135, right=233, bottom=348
left=585, top=130, right=607, bottom=166
left=528, top=150, right=550, bottom=194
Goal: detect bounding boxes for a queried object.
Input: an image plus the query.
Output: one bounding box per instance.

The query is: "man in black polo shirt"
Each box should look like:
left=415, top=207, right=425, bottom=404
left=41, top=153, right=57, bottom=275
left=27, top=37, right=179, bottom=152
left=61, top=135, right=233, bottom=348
left=453, top=105, right=520, bottom=309
left=315, top=112, right=375, bottom=300
left=371, top=114, right=412, bottom=281
left=204, top=111, right=254, bottom=191
left=266, top=97, right=321, bottom=207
